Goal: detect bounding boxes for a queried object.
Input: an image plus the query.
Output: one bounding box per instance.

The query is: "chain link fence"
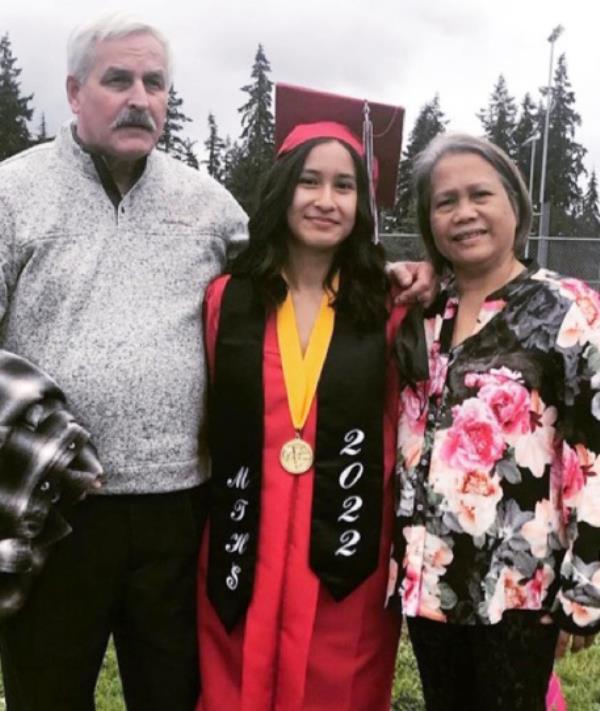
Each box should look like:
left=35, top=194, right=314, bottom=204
left=381, top=233, right=600, bottom=290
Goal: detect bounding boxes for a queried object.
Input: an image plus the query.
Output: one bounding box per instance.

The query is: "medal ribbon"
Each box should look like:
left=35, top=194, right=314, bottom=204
left=208, top=276, right=386, bottom=628
left=276, top=287, right=335, bottom=436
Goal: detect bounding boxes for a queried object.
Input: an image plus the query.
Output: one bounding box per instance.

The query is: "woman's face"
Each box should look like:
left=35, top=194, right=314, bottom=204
left=429, top=152, right=518, bottom=275
left=286, top=140, right=358, bottom=254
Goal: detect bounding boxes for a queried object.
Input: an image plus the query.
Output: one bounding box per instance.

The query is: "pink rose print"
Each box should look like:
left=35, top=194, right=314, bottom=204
left=428, top=343, right=448, bottom=397
left=558, top=566, right=600, bottom=627
left=400, top=526, right=451, bottom=621
left=450, top=469, right=502, bottom=536
left=459, top=469, right=498, bottom=496
left=487, top=565, right=554, bottom=623
left=570, top=445, right=600, bottom=527
left=521, top=500, right=561, bottom=558
left=398, top=384, right=427, bottom=467
left=561, top=278, right=600, bottom=328
left=443, top=298, right=458, bottom=321
left=557, top=303, right=592, bottom=349
left=400, top=383, right=427, bottom=426
left=467, top=370, right=531, bottom=436
left=560, top=442, right=586, bottom=504
left=512, top=390, right=556, bottom=477
left=441, top=398, right=505, bottom=472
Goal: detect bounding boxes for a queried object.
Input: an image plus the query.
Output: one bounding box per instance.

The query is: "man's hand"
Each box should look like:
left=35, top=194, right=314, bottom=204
left=387, top=261, right=437, bottom=307
left=554, top=630, right=596, bottom=659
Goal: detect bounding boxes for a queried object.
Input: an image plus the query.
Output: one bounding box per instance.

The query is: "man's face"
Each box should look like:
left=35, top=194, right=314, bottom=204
left=67, top=32, right=168, bottom=162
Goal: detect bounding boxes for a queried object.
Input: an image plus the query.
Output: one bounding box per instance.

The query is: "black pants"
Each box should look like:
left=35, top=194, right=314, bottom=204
left=0, top=484, right=209, bottom=711
left=408, top=613, right=559, bottom=711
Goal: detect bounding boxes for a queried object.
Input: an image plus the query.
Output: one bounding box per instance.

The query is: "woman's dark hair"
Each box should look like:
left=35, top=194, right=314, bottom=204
left=229, top=137, right=389, bottom=329
left=413, top=133, right=533, bottom=275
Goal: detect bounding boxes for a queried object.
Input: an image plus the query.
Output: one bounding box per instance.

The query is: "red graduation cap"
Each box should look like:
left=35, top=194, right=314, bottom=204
left=275, top=83, right=405, bottom=209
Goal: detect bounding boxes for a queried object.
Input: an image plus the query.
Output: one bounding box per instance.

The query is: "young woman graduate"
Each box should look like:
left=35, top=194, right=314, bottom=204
left=196, top=84, right=406, bottom=711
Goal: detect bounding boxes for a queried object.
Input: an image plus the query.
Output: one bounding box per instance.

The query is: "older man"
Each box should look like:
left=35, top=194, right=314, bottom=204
left=0, top=14, right=246, bottom=711
left=0, top=12, right=435, bottom=711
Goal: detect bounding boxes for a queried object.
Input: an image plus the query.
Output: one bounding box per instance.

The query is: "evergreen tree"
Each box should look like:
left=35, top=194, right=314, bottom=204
left=203, top=112, right=226, bottom=182
left=391, top=94, right=447, bottom=232
left=36, top=111, right=50, bottom=144
left=577, top=170, right=600, bottom=236
left=157, top=85, right=192, bottom=161
left=221, top=136, right=236, bottom=187
left=181, top=138, right=199, bottom=170
left=477, top=75, right=518, bottom=158
left=542, top=54, right=587, bottom=234
left=0, top=33, right=34, bottom=160
left=224, top=139, right=246, bottom=200
left=228, top=44, right=274, bottom=212
left=513, top=93, right=542, bottom=196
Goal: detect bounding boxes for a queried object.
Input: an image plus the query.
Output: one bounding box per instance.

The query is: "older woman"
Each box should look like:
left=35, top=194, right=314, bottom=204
left=393, top=133, right=600, bottom=710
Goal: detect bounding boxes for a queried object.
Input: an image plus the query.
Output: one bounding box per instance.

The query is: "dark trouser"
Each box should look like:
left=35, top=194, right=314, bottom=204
left=0, top=484, right=209, bottom=711
left=407, top=612, right=559, bottom=711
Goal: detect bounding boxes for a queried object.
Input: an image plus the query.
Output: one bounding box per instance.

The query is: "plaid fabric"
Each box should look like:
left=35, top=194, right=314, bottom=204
left=0, top=350, right=102, bottom=618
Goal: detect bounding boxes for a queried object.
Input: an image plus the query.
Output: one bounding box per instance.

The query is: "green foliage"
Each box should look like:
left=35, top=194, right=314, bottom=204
left=543, top=54, right=587, bottom=234
left=0, top=33, right=34, bottom=160
left=392, top=629, right=426, bottom=710
left=95, top=642, right=125, bottom=711
left=513, top=93, right=541, bottom=194
left=389, top=94, right=447, bottom=233
left=238, top=44, right=274, bottom=168
left=35, top=111, right=51, bottom=144
left=226, top=44, right=274, bottom=214
left=203, top=112, right=226, bottom=181
left=477, top=75, right=518, bottom=158
left=157, top=85, right=198, bottom=168
left=556, top=637, right=600, bottom=708
left=578, top=170, right=600, bottom=237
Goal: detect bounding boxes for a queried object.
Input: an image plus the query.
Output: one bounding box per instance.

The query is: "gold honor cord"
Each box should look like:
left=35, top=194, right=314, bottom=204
left=276, top=288, right=335, bottom=475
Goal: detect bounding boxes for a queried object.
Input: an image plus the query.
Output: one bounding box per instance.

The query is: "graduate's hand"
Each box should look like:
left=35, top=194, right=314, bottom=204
left=387, top=261, right=437, bottom=307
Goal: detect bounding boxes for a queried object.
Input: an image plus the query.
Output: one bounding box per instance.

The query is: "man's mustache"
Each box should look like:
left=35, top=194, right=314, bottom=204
left=111, top=109, right=156, bottom=132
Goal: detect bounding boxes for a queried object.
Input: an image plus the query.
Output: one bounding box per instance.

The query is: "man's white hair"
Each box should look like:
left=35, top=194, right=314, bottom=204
left=67, top=12, right=173, bottom=85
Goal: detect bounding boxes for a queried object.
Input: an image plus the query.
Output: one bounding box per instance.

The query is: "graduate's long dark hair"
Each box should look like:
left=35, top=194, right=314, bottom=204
left=229, top=137, right=389, bottom=330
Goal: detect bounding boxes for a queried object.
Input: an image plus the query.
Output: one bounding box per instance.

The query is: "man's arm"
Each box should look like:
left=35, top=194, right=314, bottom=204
left=220, top=193, right=249, bottom=265
left=387, top=260, right=438, bottom=307
left=0, top=195, right=16, bottom=324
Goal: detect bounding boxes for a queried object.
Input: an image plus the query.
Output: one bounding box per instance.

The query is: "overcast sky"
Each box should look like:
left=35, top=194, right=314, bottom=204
left=3, top=0, right=600, bottom=184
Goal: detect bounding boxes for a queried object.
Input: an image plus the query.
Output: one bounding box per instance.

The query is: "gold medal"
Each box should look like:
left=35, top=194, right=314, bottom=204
left=276, top=284, right=335, bottom=477
left=280, top=436, right=314, bottom=475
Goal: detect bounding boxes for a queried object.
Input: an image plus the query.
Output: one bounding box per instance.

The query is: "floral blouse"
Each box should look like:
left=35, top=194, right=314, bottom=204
left=392, top=266, right=600, bottom=634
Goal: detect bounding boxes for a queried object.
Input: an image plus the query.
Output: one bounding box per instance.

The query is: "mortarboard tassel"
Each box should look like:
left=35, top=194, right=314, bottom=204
left=362, top=101, right=379, bottom=244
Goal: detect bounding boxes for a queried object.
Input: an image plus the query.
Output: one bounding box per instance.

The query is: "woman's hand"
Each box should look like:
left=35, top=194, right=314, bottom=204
left=387, top=261, right=437, bottom=307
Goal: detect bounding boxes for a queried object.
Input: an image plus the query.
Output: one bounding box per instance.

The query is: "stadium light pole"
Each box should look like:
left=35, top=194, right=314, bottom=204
left=537, top=24, right=564, bottom=266
left=522, top=133, right=540, bottom=258
left=522, top=133, right=540, bottom=198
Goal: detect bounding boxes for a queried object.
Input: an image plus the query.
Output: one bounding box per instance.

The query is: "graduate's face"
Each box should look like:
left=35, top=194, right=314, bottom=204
left=286, top=140, right=357, bottom=253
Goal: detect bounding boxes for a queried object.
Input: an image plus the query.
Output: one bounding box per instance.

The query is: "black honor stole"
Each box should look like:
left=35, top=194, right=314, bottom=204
left=207, top=277, right=386, bottom=631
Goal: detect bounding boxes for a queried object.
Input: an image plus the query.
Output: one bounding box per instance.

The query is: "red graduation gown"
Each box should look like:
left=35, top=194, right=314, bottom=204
left=197, top=275, right=405, bottom=711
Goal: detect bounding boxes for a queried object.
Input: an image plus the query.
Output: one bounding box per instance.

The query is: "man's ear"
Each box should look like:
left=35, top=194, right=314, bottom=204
left=66, top=75, right=82, bottom=114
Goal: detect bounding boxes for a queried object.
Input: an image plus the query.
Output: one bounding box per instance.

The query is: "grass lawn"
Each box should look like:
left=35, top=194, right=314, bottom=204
left=0, top=631, right=599, bottom=709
